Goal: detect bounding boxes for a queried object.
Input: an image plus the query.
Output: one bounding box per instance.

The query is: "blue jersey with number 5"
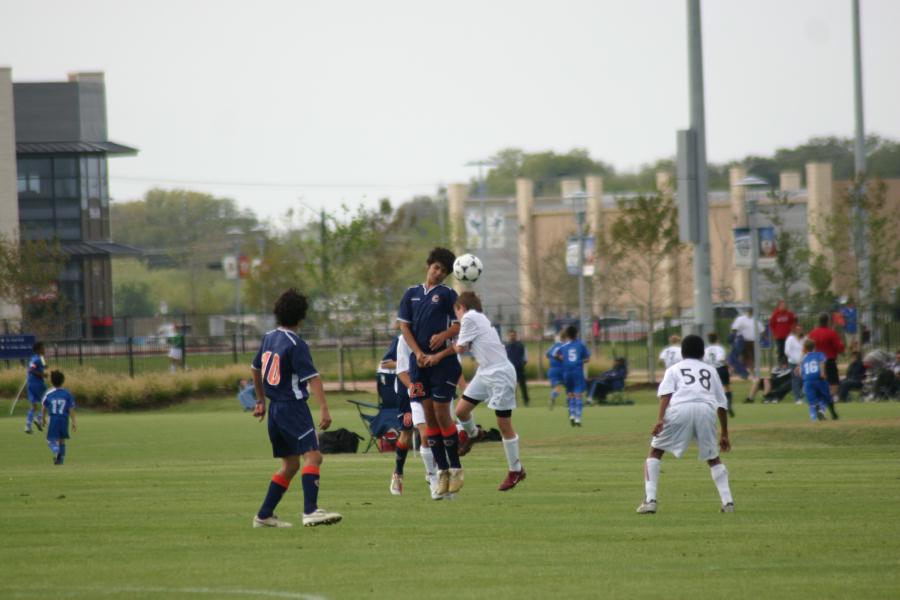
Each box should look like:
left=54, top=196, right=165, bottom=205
left=560, top=340, right=590, bottom=372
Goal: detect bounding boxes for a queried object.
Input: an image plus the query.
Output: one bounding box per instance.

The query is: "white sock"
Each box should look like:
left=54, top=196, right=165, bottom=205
left=420, top=446, right=435, bottom=477
left=502, top=435, right=522, bottom=472
left=710, top=463, right=733, bottom=505
left=644, top=458, right=661, bottom=502
left=458, top=416, right=477, bottom=437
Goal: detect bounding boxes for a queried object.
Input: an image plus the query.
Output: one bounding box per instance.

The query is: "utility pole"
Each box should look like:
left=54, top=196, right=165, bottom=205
left=852, top=0, right=871, bottom=319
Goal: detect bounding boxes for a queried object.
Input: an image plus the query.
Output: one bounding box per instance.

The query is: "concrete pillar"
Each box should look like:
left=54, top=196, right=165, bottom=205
left=656, top=171, right=673, bottom=195
left=560, top=178, right=582, bottom=199
left=516, top=178, right=539, bottom=339
left=729, top=166, right=750, bottom=302
left=780, top=171, right=801, bottom=193
left=0, top=67, right=21, bottom=321
left=446, top=183, right=468, bottom=257
left=806, top=162, right=834, bottom=263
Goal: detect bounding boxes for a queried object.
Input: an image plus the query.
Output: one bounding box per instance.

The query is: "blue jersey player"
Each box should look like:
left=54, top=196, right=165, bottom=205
left=39, top=370, right=76, bottom=465
left=251, top=289, right=341, bottom=529
left=25, top=342, right=47, bottom=434
left=556, top=325, right=590, bottom=426
left=546, top=334, right=565, bottom=410
left=397, top=247, right=464, bottom=497
left=800, top=339, right=830, bottom=422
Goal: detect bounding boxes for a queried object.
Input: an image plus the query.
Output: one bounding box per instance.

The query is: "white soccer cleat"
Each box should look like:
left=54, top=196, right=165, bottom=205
left=636, top=500, right=657, bottom=514
left=253, top=514, right=293, bottom=528
left=436, top=470, right=450, bottom=495
left=448, top=468, right=464, bottom=493
left=390, top=473, right=403, bottom=496
left=302, top=508, right=342, bottom=527
left=721, top=502, right=735, bottom=513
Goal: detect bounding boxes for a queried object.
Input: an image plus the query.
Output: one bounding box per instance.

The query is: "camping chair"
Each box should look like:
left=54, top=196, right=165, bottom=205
left=588, top=358, right=634, bottom=405
left=347, top=371, right=401, bottom=453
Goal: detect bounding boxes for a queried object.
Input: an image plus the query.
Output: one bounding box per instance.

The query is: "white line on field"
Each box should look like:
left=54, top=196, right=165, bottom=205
left=1, top=584, right=327, bottom=600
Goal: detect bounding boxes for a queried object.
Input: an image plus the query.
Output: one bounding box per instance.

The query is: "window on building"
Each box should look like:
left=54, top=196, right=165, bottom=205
left=17, top=158, right=52, bottom=198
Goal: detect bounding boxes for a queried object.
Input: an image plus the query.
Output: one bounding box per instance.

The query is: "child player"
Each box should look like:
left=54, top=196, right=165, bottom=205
left=704, top=333, right=734, bottom=417
left=452, top=292, right=526, bottom=491
left=800, top=339, right=830, bottom=422
left=637, top=334, right=734, bottom=514
left=24, top=342, right=47, bottom=434
left=546, top=334, right=565, bottom=410
left=39, top=370, right=76, bottom=465
left=251, top=289, right=342, bottom=528
left=397, top=247, right=464, bottom=497
left=557, top=325, right=590, bottom=426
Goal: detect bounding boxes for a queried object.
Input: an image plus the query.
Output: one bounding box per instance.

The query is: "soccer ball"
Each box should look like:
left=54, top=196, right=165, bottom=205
left=453, top=253, right=483, bottom=283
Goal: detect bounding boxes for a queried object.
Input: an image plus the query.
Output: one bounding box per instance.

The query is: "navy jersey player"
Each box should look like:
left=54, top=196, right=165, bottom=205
left=251, top=289, right=341, bottom=529
left=39, top=370, right=76, bottom=465
left=397, top=247, right=464, bottom=496
left=557, top=325, right=590, bottom=426
left=25, top=342, right=47, bottom=434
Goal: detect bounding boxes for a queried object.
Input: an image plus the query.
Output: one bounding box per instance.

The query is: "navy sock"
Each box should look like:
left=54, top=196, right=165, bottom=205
left=427, top=430, right=449, bottom=470
left=301, top=467, right=320, bottom=514
left=395, top=444, right=409, bottom=475
left=442, top=428, right=461, bottom=469
left=257, top=474, right=290, bottom=519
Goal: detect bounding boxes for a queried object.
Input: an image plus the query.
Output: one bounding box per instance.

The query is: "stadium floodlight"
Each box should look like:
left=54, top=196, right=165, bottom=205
left=564, top=190, right=590, bottom=345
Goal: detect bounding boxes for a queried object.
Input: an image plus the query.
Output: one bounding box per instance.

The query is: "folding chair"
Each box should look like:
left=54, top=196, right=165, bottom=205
left=347, top=371, right=401, bottom=453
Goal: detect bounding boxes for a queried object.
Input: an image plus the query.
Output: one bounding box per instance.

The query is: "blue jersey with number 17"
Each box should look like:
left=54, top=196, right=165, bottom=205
left=560, top=340, right=590, bottom=371
left=251, top=328, right=318, bottom=403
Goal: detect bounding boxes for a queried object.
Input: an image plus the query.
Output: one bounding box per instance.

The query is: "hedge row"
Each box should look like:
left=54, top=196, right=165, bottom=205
left=0, top=365, right=249, bottom=410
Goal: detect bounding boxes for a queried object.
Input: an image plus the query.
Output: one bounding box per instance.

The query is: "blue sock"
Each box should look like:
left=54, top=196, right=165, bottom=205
left=301, top=467, right=320, bottom=514
left=550, top=390, right=559, bottom=405
left=395, top=443, right=409, bottom=475
left=575, top=396, right=584, bottom=419
left=257, top=474, right=291, bottom=519
left=807, top=401, right=818, bottom=421
left=427, top=430, right=449, bottom=470
left=26, top=407, right=34, bottom=428
left=58, top=444, right=66, bottom=464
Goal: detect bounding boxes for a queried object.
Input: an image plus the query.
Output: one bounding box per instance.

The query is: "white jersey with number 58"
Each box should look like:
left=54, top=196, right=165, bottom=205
left=657, top=358, right=727, bottom=410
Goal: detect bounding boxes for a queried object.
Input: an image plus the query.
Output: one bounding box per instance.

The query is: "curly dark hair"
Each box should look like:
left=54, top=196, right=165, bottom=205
left=50, top=370, right=65, bottom=387
left=681, top=334, right=704, bottom=360
left=427, top=247, right=456, bottom=275
left=273, top=288, right=309, bottom=327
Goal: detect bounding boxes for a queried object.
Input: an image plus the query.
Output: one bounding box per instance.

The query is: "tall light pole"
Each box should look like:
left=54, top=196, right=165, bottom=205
left=738, top=176, right=768, bottom=382
left=565, top=190, right=590, bottom=345
left=852, top=0, right=870, bottom=328
left=227, top=227, right=243, bottom=344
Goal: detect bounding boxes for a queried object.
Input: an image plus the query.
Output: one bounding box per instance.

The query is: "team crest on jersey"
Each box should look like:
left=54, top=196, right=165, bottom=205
left=431, top=294, right=439, bottom=303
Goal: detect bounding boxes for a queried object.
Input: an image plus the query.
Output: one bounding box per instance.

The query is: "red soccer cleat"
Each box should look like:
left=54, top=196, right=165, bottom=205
left=457, top=426, right=484, bottom=457
left=498, top=468, right=527, bottom=491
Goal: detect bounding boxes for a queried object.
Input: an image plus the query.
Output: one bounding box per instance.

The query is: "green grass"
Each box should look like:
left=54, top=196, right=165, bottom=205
left=1, top=384, right=899, bottom=600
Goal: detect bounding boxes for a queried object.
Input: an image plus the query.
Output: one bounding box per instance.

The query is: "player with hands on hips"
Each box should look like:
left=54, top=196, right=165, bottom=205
left=637, top=334, right=735, bottom=515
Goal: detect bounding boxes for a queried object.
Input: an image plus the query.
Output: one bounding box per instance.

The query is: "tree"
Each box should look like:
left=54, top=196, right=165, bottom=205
left=759, top=192, right=810, bottom=309
left=604, top=192, right=681, bottom=382
left=483, top=148, right=613, bottom=196
left=0, top=235, right=70, bottom=337
left=114, top=281, right=156, bottom=317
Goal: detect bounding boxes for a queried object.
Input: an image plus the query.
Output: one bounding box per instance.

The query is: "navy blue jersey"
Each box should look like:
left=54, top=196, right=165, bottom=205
left=559, top=340, right=591, bottom=371
left=251, top=328, right=318, bottom=403
left=397, top=284, right=458, bottom=352
left=42, top=387, right=75, bottom=421
left=27, top=353, right=46, bottom=386
left=382, top=337, right=399, bottom=363
left=801, top=351, right=826, bottom=383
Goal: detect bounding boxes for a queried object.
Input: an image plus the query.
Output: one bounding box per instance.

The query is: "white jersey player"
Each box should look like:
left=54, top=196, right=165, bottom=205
left=704, top=332, right=734, bottom=417
left=452, top=292, right=526, bottom=491
left=637, top=335, right=734, bottom=514
left=659, top=335, right=683, bottom=369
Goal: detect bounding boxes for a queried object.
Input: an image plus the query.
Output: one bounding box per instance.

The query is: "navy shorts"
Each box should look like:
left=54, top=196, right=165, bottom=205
left=409, top=356, right=462, bottom=403
left=28, top=383, right=46, bottom=404
left=716, top=366, right=730, bottom=387
left=824, top=359, right=839, bottom=385
left=563, top=370, right=586, bottom=394
left=46, top=418, right=69, bottom=440
left=267, top=401, right=319, bottom=458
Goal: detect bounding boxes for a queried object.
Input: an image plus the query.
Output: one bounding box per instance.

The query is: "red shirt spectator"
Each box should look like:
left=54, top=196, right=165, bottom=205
left=769, top=302, right=796, bottom=341
left=808, top=325, right=845, bottom=360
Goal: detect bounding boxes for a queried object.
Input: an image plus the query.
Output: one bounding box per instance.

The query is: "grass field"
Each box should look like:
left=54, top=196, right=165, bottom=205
left=2, top=383, right=899, bottom=600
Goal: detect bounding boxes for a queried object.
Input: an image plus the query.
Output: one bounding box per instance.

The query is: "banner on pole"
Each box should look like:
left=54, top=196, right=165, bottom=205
left=733, top=227, right=776, bottom=268
left=566, top=236, right=595, bottom=276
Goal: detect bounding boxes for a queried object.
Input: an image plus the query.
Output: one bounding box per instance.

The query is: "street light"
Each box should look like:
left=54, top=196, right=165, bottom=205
left=736, top=175, right=768, bottom=382
left=251, top=224, right=268, bottom=312
left=565, top=190, right=590, bottom=345
left=226, top=227, right=244, bottom=345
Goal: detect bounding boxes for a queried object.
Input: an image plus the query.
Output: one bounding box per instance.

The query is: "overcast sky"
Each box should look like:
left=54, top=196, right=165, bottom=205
left=3, top=0, right=899, bottom=224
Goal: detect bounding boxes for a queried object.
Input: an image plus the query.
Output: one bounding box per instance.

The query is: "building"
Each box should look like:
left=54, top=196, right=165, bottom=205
left=0, top=69, right=138, bottom=337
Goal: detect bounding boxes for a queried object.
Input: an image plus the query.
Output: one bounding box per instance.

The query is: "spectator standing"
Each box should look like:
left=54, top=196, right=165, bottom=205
left=841, top=298, right=859, bottom=349
left=504, top=330, right=530, bottom=407
left=807, top=313, right=845, bottom=402
left=769, top=300, right=796, bottom=365
left=731, top=308, right=764, bottom=403
left=784, top=324, right=806, bottom=405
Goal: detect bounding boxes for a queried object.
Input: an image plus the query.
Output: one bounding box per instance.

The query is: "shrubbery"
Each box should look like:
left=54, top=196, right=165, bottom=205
left=0, top=365, right=248, bottom=410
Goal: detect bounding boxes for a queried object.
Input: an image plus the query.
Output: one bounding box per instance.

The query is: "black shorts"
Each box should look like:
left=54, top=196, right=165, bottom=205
left=716, top=365, right=730, bottom=387
left=824, top=359, right=839, bottom=385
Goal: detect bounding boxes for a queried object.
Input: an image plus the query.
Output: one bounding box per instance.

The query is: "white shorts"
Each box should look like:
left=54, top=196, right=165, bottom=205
left=168, top=347, right=183, bottom=361
left=651, top=402, right=720, bottom=460
left=463, top=364, right=517, bottom=412
left=411, top=401, right=426, bottom=427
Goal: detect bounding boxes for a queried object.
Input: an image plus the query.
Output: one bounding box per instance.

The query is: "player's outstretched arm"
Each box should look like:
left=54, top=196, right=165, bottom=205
left=717, top=407, right=730, bottom=452
left=308, top=376, right=332, bottom=431
left=651, top=394, right=671, bottom=436
left=251, top=368, right=266, bottom=421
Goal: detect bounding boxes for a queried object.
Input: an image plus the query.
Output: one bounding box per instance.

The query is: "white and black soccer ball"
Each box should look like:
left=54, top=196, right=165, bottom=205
left=453, top=253, right=483, bottom=283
